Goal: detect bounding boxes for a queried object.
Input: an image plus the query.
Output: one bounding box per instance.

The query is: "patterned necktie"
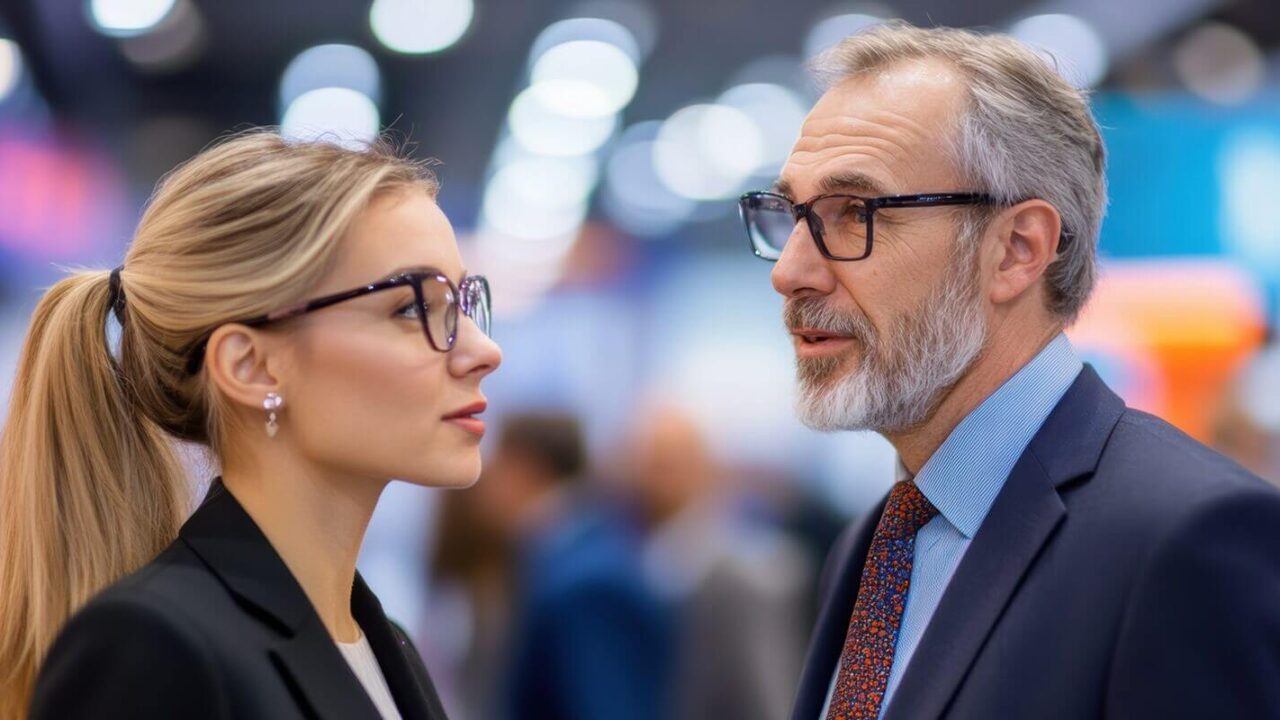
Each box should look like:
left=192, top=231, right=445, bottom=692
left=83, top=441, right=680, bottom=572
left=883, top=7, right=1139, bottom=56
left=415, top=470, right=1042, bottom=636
left=826, top=479, right=939, bottom=720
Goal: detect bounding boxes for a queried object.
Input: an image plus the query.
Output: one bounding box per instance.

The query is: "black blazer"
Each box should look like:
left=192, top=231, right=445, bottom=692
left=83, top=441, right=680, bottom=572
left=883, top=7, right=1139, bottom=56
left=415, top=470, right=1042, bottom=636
left=31, top=480, right=449, bottom=719
left=791, top=366, right=1280, bottom=720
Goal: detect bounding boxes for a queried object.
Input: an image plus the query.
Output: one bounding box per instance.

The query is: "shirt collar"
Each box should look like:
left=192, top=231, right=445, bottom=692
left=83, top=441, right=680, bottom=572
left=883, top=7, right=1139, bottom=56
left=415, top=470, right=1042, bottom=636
left=910, top=333, right=1083, bottom=538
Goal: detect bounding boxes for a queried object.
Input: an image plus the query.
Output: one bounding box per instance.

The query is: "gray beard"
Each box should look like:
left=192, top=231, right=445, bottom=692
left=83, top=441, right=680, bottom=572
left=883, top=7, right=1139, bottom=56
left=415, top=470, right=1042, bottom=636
left=787, top=253, right=988, bottom=434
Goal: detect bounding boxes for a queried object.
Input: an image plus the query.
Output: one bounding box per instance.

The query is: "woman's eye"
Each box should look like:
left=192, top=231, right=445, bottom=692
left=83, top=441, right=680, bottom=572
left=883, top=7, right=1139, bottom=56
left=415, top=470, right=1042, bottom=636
left=394, top=302, right=421, bottom=319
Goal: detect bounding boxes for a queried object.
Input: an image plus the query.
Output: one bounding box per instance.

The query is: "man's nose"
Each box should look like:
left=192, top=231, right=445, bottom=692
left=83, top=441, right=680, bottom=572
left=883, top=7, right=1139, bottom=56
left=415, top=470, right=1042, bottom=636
left=771, top=219, right=836, bottom=299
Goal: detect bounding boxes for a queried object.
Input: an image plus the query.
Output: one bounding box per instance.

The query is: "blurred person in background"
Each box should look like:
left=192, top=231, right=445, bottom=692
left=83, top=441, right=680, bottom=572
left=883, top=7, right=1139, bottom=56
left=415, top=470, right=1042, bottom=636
left=0, top=130, right=501, bottom=719
left=422, top=477, right=517, bottom=720
left=1211, top=341, right=1280, bottom=484
left=625, top=403, right=810, bottom=720
left=739, top=22, right=1280, bottom=719
left=472, top=412, right=675, bottom=720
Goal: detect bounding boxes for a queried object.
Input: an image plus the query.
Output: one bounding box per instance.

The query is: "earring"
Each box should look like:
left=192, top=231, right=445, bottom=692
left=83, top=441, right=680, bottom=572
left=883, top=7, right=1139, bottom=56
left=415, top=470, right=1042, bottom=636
left=263, top=392, right=284, bottom=438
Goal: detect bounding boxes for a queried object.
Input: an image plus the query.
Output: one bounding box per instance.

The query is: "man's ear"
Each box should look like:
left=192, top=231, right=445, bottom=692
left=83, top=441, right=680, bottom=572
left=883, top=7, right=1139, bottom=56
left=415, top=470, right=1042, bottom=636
left=204, top=323, right=282, bottom=413
left=986, top=199, right=1062, bottom=306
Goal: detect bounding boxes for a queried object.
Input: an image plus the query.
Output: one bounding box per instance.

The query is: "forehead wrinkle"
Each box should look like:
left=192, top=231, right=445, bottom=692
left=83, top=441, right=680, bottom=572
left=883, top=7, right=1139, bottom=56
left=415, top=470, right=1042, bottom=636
left=784, top=142, right=904, bottom=196
left=798, top=111, right=939, bottom=162
left=786, top=112, right=957, bottom=196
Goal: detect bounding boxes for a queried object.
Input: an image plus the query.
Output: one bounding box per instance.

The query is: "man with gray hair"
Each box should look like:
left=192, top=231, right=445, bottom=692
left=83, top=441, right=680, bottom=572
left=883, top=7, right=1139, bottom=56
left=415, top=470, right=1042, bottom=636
left=738, top=22, right=1280, bottom=719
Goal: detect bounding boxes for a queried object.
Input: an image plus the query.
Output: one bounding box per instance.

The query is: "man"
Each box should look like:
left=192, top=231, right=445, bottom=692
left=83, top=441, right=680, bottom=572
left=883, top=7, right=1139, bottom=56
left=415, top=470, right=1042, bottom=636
left=738, top=23, right=1280, bottom=719
left=475, top=412, right=675, bottom=720
left=624, top=404, right=809, bottom=720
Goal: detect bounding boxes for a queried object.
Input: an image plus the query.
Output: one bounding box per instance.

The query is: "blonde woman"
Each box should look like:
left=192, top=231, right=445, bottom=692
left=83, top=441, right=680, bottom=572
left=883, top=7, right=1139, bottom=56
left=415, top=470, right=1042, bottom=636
left=0, top=131, right=501, bottom=719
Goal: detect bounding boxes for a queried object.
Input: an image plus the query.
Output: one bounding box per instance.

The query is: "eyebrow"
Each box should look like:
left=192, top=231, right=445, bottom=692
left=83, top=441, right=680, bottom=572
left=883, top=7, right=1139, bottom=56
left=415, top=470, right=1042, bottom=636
left=772, top=170, right=891, bottom=200
left=818, top=170, right=889, bottom=196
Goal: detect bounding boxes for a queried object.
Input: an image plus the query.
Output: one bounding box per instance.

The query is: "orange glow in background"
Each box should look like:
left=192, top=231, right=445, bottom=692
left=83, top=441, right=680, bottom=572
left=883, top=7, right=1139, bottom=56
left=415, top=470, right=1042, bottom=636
left=1070, top=259, right=1268, bottom=441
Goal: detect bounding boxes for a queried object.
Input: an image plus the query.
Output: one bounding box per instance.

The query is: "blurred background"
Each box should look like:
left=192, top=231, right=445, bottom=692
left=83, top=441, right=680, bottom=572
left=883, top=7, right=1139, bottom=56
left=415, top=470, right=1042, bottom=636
left=2, top=0, right=1280, bottom=717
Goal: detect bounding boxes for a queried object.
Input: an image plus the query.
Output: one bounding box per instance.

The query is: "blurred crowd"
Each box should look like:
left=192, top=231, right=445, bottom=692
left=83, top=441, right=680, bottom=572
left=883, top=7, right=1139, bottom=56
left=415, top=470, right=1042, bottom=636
left=418, top=405, right=843, bottom=720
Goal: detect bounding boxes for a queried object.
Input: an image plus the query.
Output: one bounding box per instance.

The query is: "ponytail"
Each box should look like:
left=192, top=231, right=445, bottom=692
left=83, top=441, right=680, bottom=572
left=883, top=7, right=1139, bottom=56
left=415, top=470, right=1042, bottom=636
left=0, top=270, right=188, bottom=717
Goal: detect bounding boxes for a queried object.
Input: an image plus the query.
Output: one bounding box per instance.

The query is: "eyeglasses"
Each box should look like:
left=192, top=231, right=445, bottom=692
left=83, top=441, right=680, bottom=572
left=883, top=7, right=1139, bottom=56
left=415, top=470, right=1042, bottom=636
left=738, top=190, right=1000, bottom=262
left=184, top=268, right=491, bottom=375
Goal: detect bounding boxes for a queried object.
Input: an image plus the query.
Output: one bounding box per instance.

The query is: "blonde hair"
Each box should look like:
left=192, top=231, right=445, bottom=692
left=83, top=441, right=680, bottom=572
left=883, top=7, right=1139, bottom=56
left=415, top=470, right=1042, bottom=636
left=813, top=22, right=1107, bottom=322
left=0, top=130, right=438, bottom=715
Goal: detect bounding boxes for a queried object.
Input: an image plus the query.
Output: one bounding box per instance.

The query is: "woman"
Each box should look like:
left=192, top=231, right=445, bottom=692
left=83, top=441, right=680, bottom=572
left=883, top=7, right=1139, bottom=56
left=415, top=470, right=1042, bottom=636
left=0, top=131, right=501, bottom=719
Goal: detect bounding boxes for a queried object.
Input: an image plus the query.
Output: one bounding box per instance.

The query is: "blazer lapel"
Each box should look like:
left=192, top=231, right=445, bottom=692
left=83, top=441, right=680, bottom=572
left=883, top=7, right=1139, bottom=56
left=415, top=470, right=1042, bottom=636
left=271, top=628, right=383, bottom=720
left=883, top=366, right=1126, bottom=720
left=353, top=575, right=448, bottom=720
left=180, top=481, right=381, bottom=720
left=790, top=495, right=886, bottom=720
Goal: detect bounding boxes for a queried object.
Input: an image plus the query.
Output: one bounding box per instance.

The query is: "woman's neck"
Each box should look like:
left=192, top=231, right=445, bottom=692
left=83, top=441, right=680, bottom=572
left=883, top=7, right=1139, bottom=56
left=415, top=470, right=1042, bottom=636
left=220, top=457, right=387, bottom=644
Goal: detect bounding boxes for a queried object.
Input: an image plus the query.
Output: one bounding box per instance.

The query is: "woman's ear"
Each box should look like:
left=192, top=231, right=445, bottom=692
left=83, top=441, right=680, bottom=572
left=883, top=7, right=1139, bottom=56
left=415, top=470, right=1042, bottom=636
left=204, top=324, right=282, bottom=413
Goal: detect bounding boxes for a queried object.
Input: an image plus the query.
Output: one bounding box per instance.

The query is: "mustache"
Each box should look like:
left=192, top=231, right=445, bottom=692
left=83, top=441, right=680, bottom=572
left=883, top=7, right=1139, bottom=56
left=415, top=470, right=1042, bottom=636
left=783, top=297, right=873, bottom=341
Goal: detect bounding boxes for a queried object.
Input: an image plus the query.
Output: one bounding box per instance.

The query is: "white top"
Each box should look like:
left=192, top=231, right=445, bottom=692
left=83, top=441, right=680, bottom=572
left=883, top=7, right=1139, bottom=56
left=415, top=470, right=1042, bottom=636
left=335, top=633, right=403, bottom=720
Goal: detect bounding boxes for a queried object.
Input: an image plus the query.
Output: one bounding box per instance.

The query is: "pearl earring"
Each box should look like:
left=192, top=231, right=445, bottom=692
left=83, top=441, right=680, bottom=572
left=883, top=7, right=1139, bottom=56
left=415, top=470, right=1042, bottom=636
left=263, top=392, right=284, bottom=438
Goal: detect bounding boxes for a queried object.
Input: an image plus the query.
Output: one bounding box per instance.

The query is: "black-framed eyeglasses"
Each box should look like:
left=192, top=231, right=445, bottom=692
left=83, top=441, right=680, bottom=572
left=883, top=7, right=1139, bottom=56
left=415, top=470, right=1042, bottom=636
left=184, top=268, right=491, bottom=375
left=738, top=190, right=1000, bottom=262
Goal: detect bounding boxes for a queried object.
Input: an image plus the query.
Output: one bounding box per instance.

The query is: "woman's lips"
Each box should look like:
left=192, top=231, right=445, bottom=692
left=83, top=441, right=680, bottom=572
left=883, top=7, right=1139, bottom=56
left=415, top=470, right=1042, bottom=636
left=445, top=417, right=486, bottom=436
left=443, top=401, right=487, bottom=437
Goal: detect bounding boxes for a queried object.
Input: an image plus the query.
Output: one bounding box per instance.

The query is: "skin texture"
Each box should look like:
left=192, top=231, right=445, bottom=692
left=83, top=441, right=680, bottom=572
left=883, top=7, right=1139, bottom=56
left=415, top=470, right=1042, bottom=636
left=771, top=57, right=1065, bottom=472
left=205, top=187, right=501, bottom=642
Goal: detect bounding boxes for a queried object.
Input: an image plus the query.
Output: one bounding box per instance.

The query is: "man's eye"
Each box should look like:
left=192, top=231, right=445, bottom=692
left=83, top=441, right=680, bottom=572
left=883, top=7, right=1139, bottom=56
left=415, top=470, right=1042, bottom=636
left=841, top=201, right=869, bottom=223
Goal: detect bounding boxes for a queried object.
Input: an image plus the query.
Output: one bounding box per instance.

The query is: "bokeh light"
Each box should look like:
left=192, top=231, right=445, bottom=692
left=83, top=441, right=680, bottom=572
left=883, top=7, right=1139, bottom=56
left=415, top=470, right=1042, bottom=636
left=1009, top=13, right=1110, bottom=88
left=803, top=9, right=888, bottom=60
left=566, top=0, right=657, bottom=59
left=602, top=121, right=698, bottom=237
left=280, top=44, right=382, bottom=109
left=0, top=39, right=22, bottom=103
left=1173, top=22, right=1265, bottom=105
left=481, top=153, right=598, bottom=242
left=653, top=104, right=764, bottom=201
left=1220, top=130, right=1280, bottom=275
left=529, top=17, right=642, bottom=66
left=508, top=87, right=618, bottom=157
left=529, top=40, right=638, bottom=118
left=716, top=82, right=807, bottom=174
left=280, top=88, right=381, bottom=149
left=369, top=0, right=474, bottom=55
left=88, top=0, right=177, bottom=37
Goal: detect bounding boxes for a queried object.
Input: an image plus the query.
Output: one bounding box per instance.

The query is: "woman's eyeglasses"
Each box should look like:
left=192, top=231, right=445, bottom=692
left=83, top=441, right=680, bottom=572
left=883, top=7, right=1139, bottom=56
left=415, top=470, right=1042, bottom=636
left=184, top=268, right=491, bottom=375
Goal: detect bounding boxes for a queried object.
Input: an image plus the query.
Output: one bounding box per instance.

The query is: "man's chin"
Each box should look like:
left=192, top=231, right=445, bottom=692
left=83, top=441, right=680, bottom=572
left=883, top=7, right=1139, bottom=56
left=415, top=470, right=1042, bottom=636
left=795, top=370, right=870, bottom=433
left=796, top=347, right=860, bottom=388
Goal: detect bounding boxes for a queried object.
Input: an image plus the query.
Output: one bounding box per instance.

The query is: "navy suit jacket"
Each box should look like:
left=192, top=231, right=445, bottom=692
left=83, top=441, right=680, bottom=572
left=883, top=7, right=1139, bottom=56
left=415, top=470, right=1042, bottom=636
left=508, top=504, right=675, bottom=720
left=792, top=366, right=1280, bottom=719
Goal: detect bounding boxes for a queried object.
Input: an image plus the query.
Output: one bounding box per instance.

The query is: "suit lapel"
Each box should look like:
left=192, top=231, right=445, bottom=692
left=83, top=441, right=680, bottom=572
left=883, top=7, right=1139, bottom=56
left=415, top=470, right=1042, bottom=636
left=180, top=481, right=381, bottom=720
left=270, top=626, right=383, bottom=720
left=882, top=452, right=1064, bottom=720
left=353, top=575, right=448, bottom=720
left=790, top=495, right=886, bottom=720
left=883, top=366, right=1125, bottom=719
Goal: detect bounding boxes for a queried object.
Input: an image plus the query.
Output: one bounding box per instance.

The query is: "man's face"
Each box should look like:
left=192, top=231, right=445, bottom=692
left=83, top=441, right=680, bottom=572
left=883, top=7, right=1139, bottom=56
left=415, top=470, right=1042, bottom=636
left=771, top=58, right=991, bottom=433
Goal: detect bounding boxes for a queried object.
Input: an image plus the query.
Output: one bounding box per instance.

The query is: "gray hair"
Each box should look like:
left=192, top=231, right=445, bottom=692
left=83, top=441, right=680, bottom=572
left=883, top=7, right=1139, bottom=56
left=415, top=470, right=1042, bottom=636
left=812, top=22, right=1107, bottom=323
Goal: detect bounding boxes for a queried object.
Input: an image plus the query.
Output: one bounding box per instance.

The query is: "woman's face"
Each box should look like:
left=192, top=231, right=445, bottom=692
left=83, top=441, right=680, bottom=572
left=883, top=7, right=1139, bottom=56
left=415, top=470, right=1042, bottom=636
left=278, top=187, right=501, bottom=488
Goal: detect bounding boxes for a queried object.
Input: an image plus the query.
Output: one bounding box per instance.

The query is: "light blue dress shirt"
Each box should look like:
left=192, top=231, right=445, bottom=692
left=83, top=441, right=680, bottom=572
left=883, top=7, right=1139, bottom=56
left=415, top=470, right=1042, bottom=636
left=819, top=333, right=1083, bottom=719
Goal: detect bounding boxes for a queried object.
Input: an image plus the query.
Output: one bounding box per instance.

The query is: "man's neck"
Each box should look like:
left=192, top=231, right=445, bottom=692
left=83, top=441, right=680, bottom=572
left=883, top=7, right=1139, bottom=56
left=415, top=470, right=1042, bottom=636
left=886, top=321, right=1063, bottom=474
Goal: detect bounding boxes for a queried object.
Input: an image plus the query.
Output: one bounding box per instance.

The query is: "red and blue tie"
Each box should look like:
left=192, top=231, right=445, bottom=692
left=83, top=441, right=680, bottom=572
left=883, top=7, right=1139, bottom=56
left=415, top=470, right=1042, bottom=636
left=826, top=479, right=939, bottom=720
